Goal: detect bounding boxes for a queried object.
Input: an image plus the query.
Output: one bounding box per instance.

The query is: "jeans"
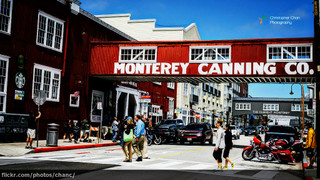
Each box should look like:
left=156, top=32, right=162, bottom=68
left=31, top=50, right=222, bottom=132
left=112, top=131, right=118, bottom=142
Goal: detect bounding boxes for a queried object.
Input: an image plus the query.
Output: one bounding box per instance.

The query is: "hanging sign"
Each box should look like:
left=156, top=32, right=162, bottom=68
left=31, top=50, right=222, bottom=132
left=14, top=90, right=25, bottom=100
left=15, top=72, right=25, bottom=89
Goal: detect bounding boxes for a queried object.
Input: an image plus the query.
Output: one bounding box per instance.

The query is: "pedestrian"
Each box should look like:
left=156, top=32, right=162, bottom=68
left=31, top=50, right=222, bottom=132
left=142, top=115, right=150, bottom=159
left=122, top=116, right=135, bottom=162
left=133, top=115, right=145, bottom=161
left=223, top=124, right=235, bottom=169
left=72, top=120, right=80, bottom=144
left=213, top=120, right=225, bottom=170
left=305, top=123, right=317, bottom=169
left=80, top=117, right=88, bottom=140
left=112, top=117, right=119, bottom=142
left=26, top=111, right=41, bottom=149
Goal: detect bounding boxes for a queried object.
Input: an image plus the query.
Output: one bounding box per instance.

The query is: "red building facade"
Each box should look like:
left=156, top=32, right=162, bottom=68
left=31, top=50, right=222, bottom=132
left=0, top=0, right=134, bottom=141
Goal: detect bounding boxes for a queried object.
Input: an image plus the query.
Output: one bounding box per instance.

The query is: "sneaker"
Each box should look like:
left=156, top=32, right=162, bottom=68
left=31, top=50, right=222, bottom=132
left=223, top=166, right=228, bottom=170
left=25, top=146, right=29, bottom=149
left=231, top=163, right=235, bottom=169
left=123, top=159, right=132, bottom=162
left=136, top=157, right=143, bottom=162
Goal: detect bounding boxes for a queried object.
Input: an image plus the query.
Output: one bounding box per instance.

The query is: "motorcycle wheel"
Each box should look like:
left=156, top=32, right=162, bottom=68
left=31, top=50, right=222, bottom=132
left=148, top=137, right=153, bottom=146
left=242, top=149, right=254, bottom=160
left=154, top=137, right=162, bottom=145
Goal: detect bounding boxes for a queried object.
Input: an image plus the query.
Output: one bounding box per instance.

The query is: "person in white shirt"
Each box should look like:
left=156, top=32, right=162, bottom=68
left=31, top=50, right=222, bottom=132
left=213, top=120, right=225, bottom=170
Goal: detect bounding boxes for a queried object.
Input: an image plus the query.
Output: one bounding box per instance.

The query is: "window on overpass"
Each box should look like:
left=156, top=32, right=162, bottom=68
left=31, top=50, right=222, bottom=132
left=119, top=46, right=157, bottom=63
left=189, top=46, right=231, bottom=63
left=267, top=44, right=312, bottom=62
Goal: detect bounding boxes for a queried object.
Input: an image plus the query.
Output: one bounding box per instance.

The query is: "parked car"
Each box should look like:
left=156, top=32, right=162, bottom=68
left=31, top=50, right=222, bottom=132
left=157, top=119, right=185, bottom=143
left=230, top=125, right=240, bottom=139
left=180, top=123, right=213, bottom=145
left=265, top=125, right=299, bottom=142
left=238, top=127, right=245, bottom=135
left=244, top=126, right=257, bottom=136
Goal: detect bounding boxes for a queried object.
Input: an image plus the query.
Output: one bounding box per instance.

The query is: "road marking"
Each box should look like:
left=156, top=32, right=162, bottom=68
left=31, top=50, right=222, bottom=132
left=154, top=147, right=208, bottom=159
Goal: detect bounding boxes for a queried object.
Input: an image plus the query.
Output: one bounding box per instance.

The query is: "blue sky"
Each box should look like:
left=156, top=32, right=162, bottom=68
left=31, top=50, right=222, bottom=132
left=80, top=0, right=314, bottom=98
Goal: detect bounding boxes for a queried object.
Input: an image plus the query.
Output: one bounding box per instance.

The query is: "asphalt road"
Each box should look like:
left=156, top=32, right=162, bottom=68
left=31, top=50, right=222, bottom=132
left=0, top=135, right=304, bottom=180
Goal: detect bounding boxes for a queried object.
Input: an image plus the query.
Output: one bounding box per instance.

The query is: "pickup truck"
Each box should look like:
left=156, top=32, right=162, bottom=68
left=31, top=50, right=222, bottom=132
left=157, top=119, right=185, bottom=143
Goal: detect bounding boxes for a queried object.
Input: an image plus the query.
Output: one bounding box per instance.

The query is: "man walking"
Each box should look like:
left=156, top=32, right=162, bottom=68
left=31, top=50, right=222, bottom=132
left=142, top=115, right=150, bottom=159
left=213, top=120, right=225, bottom=170
left=112, top=117, right=119, bottom=142
left=133, top=115, right=145, bottom=161
left=26, top=111, right=41, bottom=149
left=306, top=123, right=317, bottom=169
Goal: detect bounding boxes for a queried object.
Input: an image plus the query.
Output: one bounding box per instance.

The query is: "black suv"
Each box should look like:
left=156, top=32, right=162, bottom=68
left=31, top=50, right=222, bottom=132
left=158, top=119, right=185, bottom=143
left=180, top=123, right=213, bottom=145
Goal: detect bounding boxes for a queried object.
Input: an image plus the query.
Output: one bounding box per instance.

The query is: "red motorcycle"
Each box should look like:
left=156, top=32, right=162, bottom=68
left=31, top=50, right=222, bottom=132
left=242, top=135, right=295, bottom=163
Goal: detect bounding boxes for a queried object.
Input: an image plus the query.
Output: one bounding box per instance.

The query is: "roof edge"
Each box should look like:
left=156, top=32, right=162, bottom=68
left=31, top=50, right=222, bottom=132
left=79, top=9, right=137, bottom=41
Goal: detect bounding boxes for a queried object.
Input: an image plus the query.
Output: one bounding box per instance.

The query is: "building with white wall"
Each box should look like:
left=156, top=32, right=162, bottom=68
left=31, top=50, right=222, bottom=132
left=97, top=13, right=232, bottom=125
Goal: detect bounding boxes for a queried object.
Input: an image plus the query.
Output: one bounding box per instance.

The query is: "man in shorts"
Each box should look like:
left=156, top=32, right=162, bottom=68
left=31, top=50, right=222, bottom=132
left=26, top=111, right=41, bottom=149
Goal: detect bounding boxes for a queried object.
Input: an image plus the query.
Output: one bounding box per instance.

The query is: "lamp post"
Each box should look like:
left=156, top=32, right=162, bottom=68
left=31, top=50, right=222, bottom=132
left=289, top=84, right=305, bottom=139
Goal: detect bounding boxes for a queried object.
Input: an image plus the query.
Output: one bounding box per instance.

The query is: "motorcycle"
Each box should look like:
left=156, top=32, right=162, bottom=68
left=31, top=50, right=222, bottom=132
left=148, top=127, right=162, bottom=145
left=242, top=135, right=295, bottom=163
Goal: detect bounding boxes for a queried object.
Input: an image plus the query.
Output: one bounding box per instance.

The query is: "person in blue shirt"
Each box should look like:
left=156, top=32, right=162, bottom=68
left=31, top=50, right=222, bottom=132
left=133, top=115, right=145, bottom=161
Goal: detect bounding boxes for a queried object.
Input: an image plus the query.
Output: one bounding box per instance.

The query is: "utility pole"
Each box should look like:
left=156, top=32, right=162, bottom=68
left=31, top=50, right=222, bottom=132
left=313, top=0, right=320, bottom=177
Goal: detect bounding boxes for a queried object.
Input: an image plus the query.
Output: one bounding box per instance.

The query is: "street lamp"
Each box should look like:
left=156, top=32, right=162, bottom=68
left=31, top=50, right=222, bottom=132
left=289, top=83, right=305, bottom=139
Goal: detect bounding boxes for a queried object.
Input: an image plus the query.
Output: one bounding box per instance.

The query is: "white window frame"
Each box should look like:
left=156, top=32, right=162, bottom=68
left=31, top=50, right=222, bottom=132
left=0, top=0, right=13, bottom=35
left=267, top=44, right=312, bottom=62
left=0, top=54, right=9, bottom=112
left=32, top=64, right=61, bottom=102
left=189, top=45, right=231, bottom=63
left=183, top=83, right=188, bottom=96
left=36, top=11, right=65, bottom=52
left=167, top=82, right=175, bottom=90
left=263, top=104, right=279, bottom=111
left=119, top=46, right=157, bottom=63
left=235, top=103, right=251, bottom=110
left=291, top=104, right=308, bottom=111
left=168, top=97, right=174, bottom=117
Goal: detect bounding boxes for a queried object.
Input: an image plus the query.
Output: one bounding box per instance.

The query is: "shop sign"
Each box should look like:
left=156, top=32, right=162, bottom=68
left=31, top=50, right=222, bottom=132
left=14, top=90, right=25, bottom=100
left=114, top=62, right=314, bottom=76
left=140, top=95, right=151, bottom=103
left=15, top=72, right=25, bottom=89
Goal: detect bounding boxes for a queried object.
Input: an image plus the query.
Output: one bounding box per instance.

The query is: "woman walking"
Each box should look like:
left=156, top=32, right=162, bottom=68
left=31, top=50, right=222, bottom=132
left=121, top=117, right=135, bottom=162
left=213, top=120, right=225, bottom=170
left=223, top=124, right=235, bottom=169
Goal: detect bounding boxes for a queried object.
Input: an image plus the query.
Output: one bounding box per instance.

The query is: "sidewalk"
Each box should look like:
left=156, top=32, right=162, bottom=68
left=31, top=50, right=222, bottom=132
left=0, top=139, right=118, bottom=157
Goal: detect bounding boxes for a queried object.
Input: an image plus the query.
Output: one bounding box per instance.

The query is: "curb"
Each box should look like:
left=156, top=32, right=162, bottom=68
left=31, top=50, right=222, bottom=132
left=33, top=142, right=118, bottom=153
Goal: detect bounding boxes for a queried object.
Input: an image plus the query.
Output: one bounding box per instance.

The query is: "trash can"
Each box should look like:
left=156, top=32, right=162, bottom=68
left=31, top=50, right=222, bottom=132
left=46, top=123, right=59, bottom=147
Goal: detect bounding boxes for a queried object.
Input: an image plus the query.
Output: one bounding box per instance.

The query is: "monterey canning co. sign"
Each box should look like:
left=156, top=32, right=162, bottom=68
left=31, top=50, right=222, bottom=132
left=114, top=62, right=314, bottom=76
left=90, top=38, right=315, bottom=79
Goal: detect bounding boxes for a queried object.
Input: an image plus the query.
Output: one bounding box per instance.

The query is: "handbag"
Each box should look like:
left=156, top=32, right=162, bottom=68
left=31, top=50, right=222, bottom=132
left=124, top=129, right=134, bottom=142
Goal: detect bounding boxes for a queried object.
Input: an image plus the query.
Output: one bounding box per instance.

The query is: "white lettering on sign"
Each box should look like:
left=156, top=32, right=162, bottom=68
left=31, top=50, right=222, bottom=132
left=284, top=62, right=313, bottom=75
left=114, top=62, right=311, bottom=75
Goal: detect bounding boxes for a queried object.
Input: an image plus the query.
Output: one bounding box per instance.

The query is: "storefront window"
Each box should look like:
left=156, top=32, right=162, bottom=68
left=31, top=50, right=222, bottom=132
left=0, top=0, right=12, bottom=34
left=0, top=55, right=8, bottom=112
left=32, top=64, right=61, bottom=102
left=36, top=11, right=64, bottom=52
